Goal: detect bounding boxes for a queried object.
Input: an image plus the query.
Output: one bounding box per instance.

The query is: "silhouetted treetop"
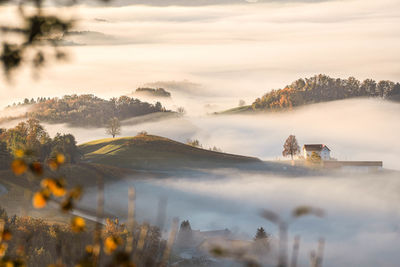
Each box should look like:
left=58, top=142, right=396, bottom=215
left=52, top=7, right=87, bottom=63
left=134, top=87, right=171, bottom=98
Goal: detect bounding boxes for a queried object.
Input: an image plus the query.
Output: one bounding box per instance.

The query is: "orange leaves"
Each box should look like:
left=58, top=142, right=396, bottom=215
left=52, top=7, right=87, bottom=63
left=1, top=230, right=12, bottom=242
left=56, top=154, right=65, bottom=164
left=33, top=178, right=67, bottom=209
left=12, top=150, right=66, bottom=176
left=11, top=151, right=79, bottom=212
left=48, top=153, right=65, bottom=171
left=71, top=217, right=86, bottom=233
left=104, top=235, right=122, bottom=255
left=85, top=245, right=94, bottom=254
left=32, top=190, right=50, bottom=209
left=0, top=220, right=12, bottom=260
left=34, top=179, right=81, bottom=211
left=0, top=242, right=7, bottom=257
left=14, top=149, right=24, bottom=158
left=11, top=159, right=27, bottom=176
left=41, top=178, right=66, bottom=197
left=12, top=159, right=44, bottom=176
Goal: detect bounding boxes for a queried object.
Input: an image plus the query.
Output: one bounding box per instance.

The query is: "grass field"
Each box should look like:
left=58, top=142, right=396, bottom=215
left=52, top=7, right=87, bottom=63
left=79, top=134, right=261, bottom=170
left=215, top=105, right=253, bottom=115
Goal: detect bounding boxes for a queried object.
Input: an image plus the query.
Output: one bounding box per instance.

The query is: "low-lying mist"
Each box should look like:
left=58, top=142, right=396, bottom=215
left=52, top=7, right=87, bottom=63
left=1, top=98, right=395, bottom=169
left=78, top=169, right=400, bottom=267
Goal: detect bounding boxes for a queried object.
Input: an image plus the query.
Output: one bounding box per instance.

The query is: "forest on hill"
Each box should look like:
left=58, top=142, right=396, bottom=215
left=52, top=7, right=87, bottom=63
left=3, top=95, right=169, bottom=127
left=249, top=74, right=400, bottom=111
left=134, top=87, right=171, bottom=98
left=0, top=119, right=80, bottom=169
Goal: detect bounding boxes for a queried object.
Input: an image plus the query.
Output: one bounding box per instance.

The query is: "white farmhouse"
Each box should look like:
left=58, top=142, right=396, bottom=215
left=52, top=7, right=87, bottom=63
left=303, top=144, right=331, bottom=160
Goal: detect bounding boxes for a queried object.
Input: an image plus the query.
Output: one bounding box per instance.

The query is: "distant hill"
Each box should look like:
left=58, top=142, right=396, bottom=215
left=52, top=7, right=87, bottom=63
left=133, top=87, right=171, bottom=98
left=219, top=74, right=400, bottom=114
left=80, top=135, right=260, bottom=170
left=2, top=94, right=169, bottom=127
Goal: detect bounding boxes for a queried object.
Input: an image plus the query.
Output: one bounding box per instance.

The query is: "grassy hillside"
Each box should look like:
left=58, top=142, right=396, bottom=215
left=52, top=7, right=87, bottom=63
left=216, top=105, right=253, bottom=115
left=80, top=135, right=260, bottom=170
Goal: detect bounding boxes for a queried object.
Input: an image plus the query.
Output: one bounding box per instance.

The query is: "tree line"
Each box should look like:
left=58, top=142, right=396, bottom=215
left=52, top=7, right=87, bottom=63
left=134, top=87, right=171, bottom=98
left=252, top=74, right=400, bottom=111
left=4, top=94, right=169, bottom=127
left=0, top=119, right=80, bottom=169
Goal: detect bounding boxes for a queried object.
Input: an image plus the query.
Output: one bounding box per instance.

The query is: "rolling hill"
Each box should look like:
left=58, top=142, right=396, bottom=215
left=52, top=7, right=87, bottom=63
left=80, top=135, right=261, bottom=171
left=218, top=74, right=400, bottom=114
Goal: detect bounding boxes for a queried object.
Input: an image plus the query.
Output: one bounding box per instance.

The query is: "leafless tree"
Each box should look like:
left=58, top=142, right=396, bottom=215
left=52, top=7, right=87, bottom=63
left=282, top=135, right=300, bottom=160
left=106, top=117, right=121, bottom=138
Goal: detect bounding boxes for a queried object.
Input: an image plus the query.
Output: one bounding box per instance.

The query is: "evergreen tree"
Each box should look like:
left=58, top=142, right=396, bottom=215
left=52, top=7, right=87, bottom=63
left=176, top=220, right=193, bottom=248
left=254, top=227, right=268, bottom=241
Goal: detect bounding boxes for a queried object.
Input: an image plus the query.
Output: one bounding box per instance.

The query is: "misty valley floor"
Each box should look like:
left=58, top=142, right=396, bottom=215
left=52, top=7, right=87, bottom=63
left=75, top=169, right=400, bottom=267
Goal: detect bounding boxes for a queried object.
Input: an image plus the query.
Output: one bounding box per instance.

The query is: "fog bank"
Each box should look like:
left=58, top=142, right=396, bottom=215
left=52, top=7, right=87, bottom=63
left=77, top=170, right=400, bottom=267
left=1, top=98, right=395, bottom=169
left=1, top=0, right=400, bottom=108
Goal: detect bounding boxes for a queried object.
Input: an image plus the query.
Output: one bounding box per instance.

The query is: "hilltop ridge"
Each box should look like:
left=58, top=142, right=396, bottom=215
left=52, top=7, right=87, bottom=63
left=218, top=74, right=400, bottom=114
left=80, top=134, right=260, bottom=170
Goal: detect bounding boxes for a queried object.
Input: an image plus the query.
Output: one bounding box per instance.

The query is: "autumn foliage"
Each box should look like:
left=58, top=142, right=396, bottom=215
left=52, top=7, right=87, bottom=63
left=252, top=74, right=400, bottom=111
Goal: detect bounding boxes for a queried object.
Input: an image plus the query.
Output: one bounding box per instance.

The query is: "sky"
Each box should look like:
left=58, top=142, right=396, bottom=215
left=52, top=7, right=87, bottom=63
left=0, top=0, right=400, bottom=108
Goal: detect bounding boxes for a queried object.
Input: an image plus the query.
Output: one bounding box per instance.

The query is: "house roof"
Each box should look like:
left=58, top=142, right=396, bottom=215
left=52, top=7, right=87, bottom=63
left=303, top=144, right=331, bottom=151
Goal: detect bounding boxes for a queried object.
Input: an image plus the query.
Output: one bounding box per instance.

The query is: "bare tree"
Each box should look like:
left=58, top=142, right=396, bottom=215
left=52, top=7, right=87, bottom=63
left=186, top=139, right=201, bottom=148
left=106, top=117, right=121, bottom=138
left=238, top=99, right=246, bottom=107
left=282, top=135, right=300, bottom=160
left=177, top=107, right=186, bottom=115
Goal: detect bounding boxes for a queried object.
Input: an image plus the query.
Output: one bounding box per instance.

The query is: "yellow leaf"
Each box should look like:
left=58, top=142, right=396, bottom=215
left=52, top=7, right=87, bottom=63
left=41, top=179, right=66, bottom=197
left=15, top=149, right=24, bottom=158
left=71, top=217, right=85, bottom=233
left=85, top=245, right=93, bottom=254
left=0, top=242, right=8, bottom=257
left=11, top=159, right=27, bottom=176
left=56, top=154, right=65, bottom=164
left=104, top=236, right=121, bottom=254
left=33, top=191, right=48, bottom=209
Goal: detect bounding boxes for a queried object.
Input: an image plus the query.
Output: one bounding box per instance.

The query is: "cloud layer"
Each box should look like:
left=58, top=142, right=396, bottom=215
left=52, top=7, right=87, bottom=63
left=1, top=0, right=400, bottom=107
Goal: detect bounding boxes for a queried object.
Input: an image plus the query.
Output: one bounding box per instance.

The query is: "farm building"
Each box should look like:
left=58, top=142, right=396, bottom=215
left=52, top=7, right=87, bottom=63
left=303, top=144, right=331, bottom=160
